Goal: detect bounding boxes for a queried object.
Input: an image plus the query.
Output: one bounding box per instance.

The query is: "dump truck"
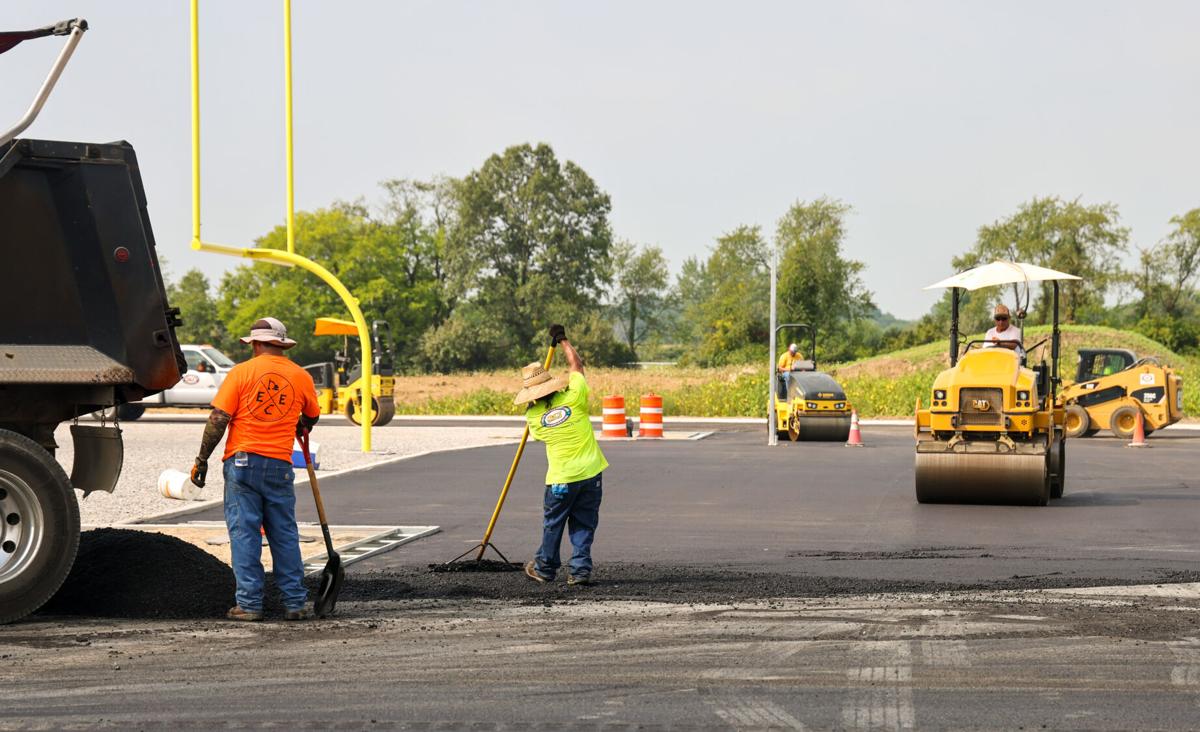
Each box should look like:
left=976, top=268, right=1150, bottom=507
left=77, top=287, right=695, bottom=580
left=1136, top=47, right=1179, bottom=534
left=1060, top=348, right=1184, bottom=439
left=0, top=19, right=184, bottom=622
left=914, top=261, right=1074, bottom=505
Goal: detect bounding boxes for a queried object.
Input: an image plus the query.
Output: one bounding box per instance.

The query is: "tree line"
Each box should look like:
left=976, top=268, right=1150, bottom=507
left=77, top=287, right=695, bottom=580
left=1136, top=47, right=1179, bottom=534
left=168, top=142, right=1200, bottom=371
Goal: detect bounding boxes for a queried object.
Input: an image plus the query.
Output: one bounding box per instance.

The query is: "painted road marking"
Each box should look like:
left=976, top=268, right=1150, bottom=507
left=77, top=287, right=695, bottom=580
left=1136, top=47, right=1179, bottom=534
left=842, top=641, right=915, bottom=730
left=711, top=699, right=806, bottom=730
left=919, top=639, right=971, bottom=667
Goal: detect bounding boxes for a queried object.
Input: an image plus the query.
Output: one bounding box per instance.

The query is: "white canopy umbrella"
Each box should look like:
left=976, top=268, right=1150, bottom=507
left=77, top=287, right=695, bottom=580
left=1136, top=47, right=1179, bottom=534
left=924, top=260, right=1082, bottom=291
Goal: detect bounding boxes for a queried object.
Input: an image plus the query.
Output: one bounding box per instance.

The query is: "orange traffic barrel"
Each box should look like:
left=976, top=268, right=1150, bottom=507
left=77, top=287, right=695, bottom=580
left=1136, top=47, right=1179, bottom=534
left=638, top=393, right=663, bottom=438
left=602, top=395, right=627, bottom=438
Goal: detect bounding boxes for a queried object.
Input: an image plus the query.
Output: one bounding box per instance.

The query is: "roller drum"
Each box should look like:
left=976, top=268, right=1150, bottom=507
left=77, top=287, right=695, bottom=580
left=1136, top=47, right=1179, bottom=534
left=915, top=451, right=1049, bottom=506
left=790, top=414, right=852, bottom=442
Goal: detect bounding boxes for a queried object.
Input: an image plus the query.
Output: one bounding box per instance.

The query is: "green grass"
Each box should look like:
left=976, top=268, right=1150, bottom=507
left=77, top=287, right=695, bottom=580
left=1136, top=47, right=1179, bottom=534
left=391, top=326, right=1196, bottom=419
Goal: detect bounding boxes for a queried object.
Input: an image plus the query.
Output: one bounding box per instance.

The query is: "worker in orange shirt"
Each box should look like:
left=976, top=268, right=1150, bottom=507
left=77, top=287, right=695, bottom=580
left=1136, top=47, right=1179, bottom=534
left=189, top=317, right=320, bottom=621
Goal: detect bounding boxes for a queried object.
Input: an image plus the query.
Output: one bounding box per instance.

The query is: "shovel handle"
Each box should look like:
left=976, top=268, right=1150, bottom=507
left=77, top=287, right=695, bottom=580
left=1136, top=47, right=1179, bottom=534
left=299, top=429, right=330, bottom=527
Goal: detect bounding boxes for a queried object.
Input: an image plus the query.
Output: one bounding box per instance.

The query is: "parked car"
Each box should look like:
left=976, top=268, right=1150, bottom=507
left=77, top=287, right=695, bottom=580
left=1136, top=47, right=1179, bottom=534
left=97, top=344, right=234, bottom=420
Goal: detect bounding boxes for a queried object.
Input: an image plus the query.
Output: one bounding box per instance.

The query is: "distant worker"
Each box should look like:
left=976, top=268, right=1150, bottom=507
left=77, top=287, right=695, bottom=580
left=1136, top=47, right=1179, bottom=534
left=189, top=317, right=321, bottom=621
left=985, top=304, right=1024, bottom=358
left=518, top=324, right=609, bottom=587
left=777, top=342, right=802, bottom=398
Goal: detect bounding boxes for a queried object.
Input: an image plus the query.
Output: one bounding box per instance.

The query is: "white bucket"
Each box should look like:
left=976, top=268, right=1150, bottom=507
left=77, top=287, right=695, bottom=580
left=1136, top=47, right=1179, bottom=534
left=158, top=469, right=202, bottom=501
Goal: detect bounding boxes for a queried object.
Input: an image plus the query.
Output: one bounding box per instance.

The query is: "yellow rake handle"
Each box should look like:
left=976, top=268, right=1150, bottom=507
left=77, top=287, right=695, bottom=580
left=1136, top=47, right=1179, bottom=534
left=475, top=344, right=556, bottom=560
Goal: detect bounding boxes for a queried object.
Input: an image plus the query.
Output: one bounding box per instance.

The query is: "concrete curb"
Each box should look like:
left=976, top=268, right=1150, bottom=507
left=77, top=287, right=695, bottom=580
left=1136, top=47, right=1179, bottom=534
left=129, top=437, right=522, bottom=525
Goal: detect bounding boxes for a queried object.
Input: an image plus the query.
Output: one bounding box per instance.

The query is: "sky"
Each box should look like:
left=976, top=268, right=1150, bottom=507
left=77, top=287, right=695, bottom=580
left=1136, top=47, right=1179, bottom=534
left=6, top=1, right=1199, bottom=319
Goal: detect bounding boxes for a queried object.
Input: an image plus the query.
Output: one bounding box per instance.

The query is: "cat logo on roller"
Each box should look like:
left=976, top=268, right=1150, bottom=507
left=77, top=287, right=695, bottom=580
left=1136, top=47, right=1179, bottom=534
left=541, top=405, right=572, bottom=428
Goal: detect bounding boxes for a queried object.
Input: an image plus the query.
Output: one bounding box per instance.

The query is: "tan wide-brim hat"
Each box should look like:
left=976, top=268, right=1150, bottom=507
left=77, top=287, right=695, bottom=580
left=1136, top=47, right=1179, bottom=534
left=239, top=316, right=297, bottom=349
left=513, top=361, right=568, bottom=405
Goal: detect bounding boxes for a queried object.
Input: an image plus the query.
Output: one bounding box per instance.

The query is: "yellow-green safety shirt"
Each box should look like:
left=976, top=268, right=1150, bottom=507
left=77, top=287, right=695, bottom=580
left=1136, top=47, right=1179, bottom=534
left=526, top=371, right=609, bottom=485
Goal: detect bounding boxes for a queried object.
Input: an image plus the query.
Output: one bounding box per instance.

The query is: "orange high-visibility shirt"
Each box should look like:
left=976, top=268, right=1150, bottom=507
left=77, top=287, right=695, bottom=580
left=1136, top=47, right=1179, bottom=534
left=211, top=354, right=320, bottom=462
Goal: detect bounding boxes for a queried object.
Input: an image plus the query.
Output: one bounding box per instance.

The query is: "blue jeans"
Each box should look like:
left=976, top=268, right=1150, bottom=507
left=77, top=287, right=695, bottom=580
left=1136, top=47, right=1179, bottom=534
left=534, top=473, right=602, bottom=579
left=223, top=452, right=307, bottom=612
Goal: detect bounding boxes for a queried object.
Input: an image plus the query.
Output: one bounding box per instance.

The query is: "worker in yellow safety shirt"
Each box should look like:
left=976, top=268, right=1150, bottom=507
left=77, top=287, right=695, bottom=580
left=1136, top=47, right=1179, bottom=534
left=517, top=324, right=608, bottom=587
left=777, top=342, right=802, bottom=398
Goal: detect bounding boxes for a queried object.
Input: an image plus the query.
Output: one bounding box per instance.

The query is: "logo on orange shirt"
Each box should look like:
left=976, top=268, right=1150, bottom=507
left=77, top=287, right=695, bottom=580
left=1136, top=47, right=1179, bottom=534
left=248, top=373, right=295, bottom=422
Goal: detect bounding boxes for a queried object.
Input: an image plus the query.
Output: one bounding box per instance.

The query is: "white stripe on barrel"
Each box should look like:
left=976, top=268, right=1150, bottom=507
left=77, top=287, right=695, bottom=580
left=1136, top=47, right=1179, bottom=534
left=602, top=395, right=626, bottom=438
left=639, top=393, right=663, bottom=438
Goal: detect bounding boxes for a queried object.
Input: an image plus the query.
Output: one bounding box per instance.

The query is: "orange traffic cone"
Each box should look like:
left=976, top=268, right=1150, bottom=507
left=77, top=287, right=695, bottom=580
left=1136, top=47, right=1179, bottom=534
left=845, top=410, right=865, bottom=447
left=1127, top=409, right=1151, bottom=448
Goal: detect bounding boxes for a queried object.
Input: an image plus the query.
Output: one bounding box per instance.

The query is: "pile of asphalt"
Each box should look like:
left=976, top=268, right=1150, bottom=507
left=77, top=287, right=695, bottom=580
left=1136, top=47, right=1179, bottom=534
left=428, top=559, right=521, bottom=573
left=331, top=563, right=1200, bottom=606
left=41, top=528, right=236, bottom=619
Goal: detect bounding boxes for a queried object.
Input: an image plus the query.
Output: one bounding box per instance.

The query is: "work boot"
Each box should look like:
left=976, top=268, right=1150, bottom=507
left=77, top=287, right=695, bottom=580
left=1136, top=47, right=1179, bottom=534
left=284, top=606, right=313, bottom=621
left=227, top=606, right=263, bottom=622
left=524, top=560, right=551, bottom=583
left=567, top=573, right=591, bottom=586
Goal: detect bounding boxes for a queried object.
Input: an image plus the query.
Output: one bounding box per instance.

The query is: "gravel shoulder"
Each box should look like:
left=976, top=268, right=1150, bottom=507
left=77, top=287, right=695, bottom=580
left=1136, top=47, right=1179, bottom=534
left=53, top=422, right=523, bottom=526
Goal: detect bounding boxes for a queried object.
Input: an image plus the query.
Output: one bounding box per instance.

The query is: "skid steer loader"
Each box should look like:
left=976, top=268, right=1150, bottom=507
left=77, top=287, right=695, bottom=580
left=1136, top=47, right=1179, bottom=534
left=1060, top=348, right=1184, bottom=439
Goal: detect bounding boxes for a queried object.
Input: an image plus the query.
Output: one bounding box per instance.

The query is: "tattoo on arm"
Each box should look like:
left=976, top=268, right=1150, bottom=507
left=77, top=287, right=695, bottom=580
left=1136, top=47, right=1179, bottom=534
left=198, top=408, right=231, bottom=461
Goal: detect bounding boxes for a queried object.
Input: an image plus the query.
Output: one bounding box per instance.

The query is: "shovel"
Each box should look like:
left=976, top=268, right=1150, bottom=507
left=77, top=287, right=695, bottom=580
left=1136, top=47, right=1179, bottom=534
left=299, top=428, right=343, bottom=617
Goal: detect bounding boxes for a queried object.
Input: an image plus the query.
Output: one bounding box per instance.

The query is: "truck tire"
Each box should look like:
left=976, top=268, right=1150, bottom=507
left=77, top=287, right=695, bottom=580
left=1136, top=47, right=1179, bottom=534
left=117, top=404, right=146, bottom=421
left=1109, top=404, right=1140, bottom=440
left=0, top=429, right=80, bottom=624
left=1063, top=404, right=1090, bottom=439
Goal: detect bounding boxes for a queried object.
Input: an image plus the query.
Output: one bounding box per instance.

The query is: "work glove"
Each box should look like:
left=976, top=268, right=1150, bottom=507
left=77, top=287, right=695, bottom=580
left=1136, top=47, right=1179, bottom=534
left=548, top=324, right=567, bottom=346
left=190, top=457, right=207, bottom=488
left=296, top=413, right=318, bottom=439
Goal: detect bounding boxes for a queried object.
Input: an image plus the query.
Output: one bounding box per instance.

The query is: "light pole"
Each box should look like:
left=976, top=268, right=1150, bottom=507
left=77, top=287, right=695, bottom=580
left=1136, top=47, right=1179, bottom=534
left=768, top=243, right=778, bottom=446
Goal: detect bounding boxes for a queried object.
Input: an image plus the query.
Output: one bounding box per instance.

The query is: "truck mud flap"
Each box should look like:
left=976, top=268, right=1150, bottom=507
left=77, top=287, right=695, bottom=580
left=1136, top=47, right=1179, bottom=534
left=68, top=424, right=123, bottom=496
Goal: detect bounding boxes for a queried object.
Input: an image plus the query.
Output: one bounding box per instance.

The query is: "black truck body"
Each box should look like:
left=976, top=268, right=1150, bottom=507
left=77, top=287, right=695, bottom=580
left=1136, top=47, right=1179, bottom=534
left=0, top=19, right=184, bottom=621
left=0, top=138, right=185, bottom=429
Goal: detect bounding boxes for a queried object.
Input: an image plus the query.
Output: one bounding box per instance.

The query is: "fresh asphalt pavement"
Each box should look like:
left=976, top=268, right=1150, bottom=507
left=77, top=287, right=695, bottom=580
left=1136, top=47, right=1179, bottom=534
left=5, top=426, right=1200, bottom=729
left=181, top=424, right=1200, bottom=588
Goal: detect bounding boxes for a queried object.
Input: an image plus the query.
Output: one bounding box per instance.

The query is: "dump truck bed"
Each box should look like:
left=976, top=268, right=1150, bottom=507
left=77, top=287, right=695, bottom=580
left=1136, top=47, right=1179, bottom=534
left=0, top=138, right=183, bottom=422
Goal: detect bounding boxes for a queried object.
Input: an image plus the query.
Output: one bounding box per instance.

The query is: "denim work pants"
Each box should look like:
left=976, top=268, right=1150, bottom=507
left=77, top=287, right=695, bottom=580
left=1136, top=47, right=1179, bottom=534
left=534, top=473, right=603, bottom=579
left=223, top=452, right=307, bottom=612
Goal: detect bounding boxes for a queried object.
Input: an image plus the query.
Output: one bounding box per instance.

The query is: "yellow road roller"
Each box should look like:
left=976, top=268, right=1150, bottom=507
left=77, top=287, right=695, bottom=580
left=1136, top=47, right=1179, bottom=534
left=304, top=317, right=396, bottom=426
left=1060, top=348, right=1184, bottom=439
left=770, top=324, right=854, bottom=441
left=914, top=261, right=1077, bottom=505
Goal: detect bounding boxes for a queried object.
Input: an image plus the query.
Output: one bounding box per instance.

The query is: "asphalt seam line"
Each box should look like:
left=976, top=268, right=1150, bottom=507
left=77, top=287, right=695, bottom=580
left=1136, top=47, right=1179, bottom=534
left=128, top=438, right=521, bottom=525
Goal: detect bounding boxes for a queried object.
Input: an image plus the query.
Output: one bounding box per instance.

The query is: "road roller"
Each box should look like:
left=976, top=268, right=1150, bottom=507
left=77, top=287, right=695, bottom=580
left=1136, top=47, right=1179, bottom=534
left=770, top=324, right=854, bottom=442
left=914, top=261, right=1078, bottom=505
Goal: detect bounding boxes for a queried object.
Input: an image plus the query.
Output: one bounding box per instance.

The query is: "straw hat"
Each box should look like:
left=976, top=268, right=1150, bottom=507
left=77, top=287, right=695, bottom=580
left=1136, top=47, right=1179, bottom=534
left=513, top=361, right=568, bottom=405
left=993, top=303, right=1011, bottom=318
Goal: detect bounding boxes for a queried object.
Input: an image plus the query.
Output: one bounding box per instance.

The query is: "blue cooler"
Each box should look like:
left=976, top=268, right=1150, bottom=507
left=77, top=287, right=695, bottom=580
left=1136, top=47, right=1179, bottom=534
left=291, top=439, right=319, bottom=470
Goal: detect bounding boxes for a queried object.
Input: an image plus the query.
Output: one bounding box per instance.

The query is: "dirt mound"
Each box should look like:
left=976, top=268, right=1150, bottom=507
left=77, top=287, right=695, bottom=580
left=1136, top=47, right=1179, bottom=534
left=41, top=528, right=236, bottom=619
